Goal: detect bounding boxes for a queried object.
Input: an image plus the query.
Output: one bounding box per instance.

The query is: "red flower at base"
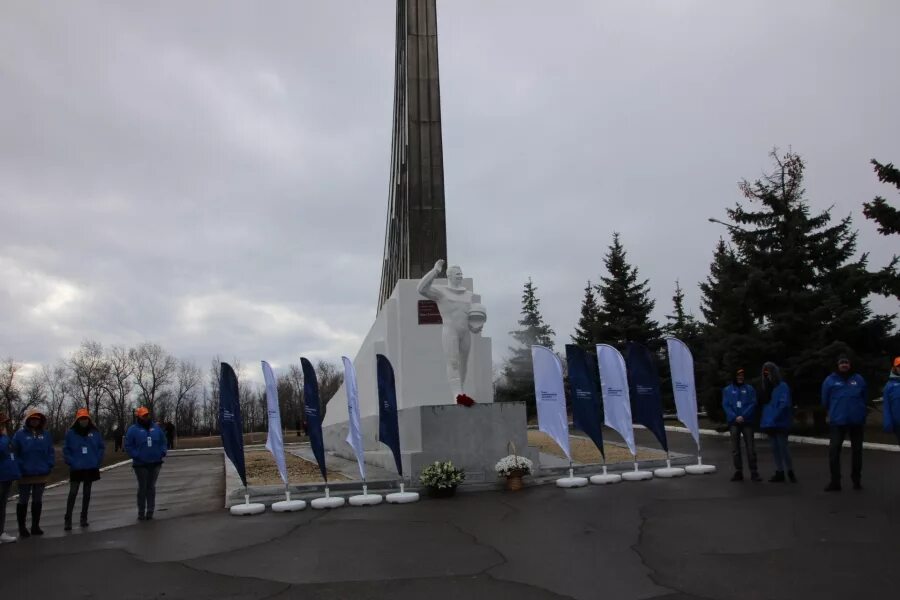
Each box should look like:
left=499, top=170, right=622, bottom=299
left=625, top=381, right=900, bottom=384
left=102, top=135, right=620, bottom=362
left=456, top=394, right=476, bottom=407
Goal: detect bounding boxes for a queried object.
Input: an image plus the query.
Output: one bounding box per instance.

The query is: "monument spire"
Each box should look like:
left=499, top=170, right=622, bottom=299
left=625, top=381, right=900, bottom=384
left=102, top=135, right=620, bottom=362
left=378, top=0, right=448, bottom=310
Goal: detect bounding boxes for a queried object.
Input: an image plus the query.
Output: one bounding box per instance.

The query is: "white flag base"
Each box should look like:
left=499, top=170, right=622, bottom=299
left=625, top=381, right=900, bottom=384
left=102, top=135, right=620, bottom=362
left=385, top=482, right=419, bottom=504
left=590, top=465, right=622, bottom=485
left=311, top=487, right=346, bottom=510
left=685, top=456, right=717, bottom=475
left=272, top=499, right=307, bottom=512
left=230, top=494, right=265, bottom=516
left=654, top=459, right=686, bottom=478
left=349, top=494, right=384, bottom=506
left=556, top=467, right=588, bottom=488
left=622, top=463, right=653, bottom=481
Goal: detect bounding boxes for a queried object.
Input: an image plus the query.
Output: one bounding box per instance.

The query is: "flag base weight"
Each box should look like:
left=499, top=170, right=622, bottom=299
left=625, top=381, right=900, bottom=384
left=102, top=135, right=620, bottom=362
left=590, top=465, right=622, bottom=485
left=385, top=482, right=419, bottom=504
left=556, top=468, right=588, bottom=488
left=349, top=493, right=384, bottom=506
left=230, top=494, right=266, bottom=516
left=272, top=499, right=307, bottom=512
left=685, top=456, right=716, bottom=475
left=311, top=496, right=346, bottom=509
left=654, top=459, right=686, bottom=478
left=622, top=463, right=653, bottom=481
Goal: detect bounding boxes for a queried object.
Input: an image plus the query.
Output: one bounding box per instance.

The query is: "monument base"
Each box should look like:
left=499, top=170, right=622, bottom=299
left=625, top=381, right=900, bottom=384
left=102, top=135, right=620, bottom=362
left=324, top=402, right=539, bottom=484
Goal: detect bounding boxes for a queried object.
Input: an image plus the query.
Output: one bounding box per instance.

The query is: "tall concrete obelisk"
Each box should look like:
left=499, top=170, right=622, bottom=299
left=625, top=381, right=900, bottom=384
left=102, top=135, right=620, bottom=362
left=378, top=0, right=448, bottom=310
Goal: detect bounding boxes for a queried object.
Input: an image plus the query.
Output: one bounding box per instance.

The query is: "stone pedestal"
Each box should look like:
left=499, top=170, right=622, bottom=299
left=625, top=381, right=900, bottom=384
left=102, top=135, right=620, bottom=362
left=323, top=402, right=538, bottom=483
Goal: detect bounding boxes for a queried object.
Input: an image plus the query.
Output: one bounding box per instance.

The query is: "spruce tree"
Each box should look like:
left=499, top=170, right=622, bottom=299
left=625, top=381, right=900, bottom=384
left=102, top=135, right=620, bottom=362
left=594, top=233, right=661, bottom=347
left=665, top=281, right=700, bottom=342
left=498, top=278, right=556, bottom=415
left=572, top=281, right=600, bottom=349
left=864, top=159, right=900, bottom=235
left=714, top=149, right=895, bottom=415
left=864, top=159, right=900, bottom=299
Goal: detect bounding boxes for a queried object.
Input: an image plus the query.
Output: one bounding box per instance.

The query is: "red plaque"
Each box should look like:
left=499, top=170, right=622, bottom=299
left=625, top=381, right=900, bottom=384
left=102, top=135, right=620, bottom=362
left=418, top=300, right=443, bottom=325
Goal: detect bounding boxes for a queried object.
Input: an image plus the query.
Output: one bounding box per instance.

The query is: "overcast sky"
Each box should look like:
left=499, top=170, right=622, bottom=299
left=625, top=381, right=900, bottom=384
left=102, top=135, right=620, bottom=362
left=1, top=0, right=898, bottom=382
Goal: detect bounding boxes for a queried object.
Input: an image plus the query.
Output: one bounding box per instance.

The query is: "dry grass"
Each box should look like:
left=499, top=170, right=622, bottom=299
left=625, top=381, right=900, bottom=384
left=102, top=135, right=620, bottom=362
left=245, top=450, right=349, bottom=485
left=175, top=431, right=306, bottom=449
left=527, top=431, right=666, bottom=464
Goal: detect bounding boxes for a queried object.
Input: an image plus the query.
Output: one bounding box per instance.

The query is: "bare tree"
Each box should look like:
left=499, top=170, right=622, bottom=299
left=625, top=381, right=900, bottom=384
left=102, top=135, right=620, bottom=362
left=0, top=358, right=24, bottom=427
left=315, top=360, right=344, bottom=418
left=102, top=345, right=133, bottom=432
left=207, top=357, right=222, bottom=434
left=130, top=342, right=176, bottom=414
left=172, top=359, right=202, bottom=443
left=42, top=362, right=71, bottom=437
left=69, top=340, right=110, bottom=417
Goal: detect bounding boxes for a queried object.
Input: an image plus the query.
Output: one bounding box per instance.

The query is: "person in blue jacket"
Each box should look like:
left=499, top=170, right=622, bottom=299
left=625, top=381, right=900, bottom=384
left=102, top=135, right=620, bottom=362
left=63, top=408, right=105, bottom=531
left=821, top=355, right=868, bottom=491
left=125, top=406, right=167, bottom=521
left=0, top=412, right=22, bottom=544
left=722, top=368, right=760, bottom=482
left=12, top=410, right=55, bottom=537
left=882, top=356, right=900, bottom=446
left=759, top=362, right=796, bottom=483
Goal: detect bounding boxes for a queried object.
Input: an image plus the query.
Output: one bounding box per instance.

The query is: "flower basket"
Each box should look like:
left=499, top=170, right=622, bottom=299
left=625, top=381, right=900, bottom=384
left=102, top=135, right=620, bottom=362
left=419, top=461, right=465, bottom=498
left=495, top=449, right=534, bottom=492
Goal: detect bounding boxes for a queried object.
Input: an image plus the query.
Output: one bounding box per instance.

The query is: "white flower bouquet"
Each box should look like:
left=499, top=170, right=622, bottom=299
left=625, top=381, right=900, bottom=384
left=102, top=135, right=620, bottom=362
left=419, top=461, right=466, bottom=489
left=494, top=454, right=534, bottom=477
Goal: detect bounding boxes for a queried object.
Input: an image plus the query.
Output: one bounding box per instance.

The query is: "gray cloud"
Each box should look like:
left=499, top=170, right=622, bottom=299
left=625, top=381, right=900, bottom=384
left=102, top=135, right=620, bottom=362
left=1, top=0, right=898, bottom=381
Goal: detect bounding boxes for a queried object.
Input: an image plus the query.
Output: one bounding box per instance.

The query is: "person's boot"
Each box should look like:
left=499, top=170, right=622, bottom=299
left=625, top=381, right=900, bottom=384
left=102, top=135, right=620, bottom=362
left=80, top=512, right=89, bottom=528
left=730, top=471, right=744, bottom=482
left=146, top=511, right=153, bottom=521
left=750, top=472, right=762, bottom=482
left=64, top=495, right=75, bottom=531
left=788, top=470, right=797, bottom=483
left=16, top=505, right=30, bottom=539
left=769, top=471, right=785, bottom=483
left=30, top=503, right=44, bottom=536
left=824, top=481, right=841, bottom=492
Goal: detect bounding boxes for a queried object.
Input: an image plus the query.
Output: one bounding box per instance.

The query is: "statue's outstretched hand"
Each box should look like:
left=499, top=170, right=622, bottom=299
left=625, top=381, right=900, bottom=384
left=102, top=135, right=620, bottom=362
left=434, top=259, right=445, bottom=272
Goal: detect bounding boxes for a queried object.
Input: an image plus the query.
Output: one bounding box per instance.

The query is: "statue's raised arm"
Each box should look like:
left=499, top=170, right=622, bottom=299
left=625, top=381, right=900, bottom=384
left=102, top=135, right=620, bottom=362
left=417, top=259, right=445, bottom=301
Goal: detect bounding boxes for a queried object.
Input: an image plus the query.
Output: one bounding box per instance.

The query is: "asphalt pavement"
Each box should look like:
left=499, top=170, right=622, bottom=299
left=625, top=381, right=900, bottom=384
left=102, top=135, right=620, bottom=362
left=0, top=431, right=897, bottom=600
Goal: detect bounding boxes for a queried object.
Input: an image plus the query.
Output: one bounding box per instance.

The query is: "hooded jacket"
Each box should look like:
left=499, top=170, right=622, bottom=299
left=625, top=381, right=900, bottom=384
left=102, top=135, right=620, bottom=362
left=882, top=371, right=900, bottom=433
left=124, top=421, right=167, bottom=466
left=0, top=432, right=22, bottom=482
left=759, top=362, right=793, bottom=431
left=722, top=378, right=757, bottom=425
left=821, top=370, right=868, bottom=426
left=12, top=412, right=56, bottom=477
left=63, top=417, right=106, bottom=471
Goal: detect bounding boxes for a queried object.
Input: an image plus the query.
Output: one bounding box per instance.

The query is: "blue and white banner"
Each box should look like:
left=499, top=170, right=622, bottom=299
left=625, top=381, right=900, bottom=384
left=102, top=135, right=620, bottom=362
left=666, top=337, right=701, bottom=449
left=261, top=361, right=289, bottom=485
left=565, top=344, right=604, bottom=458
left=532, top=345, right=571, bottom=461
left=625, top=342, right=668, bottom=453
left=300, top=357, right=328, bottom=482
left=218, top=362, right=247, bottom=486
left=596, top=344, right=636, bottom=456
left=376, top=354, right=403, bottom=476
left=342, top=356, right=367, bottom=481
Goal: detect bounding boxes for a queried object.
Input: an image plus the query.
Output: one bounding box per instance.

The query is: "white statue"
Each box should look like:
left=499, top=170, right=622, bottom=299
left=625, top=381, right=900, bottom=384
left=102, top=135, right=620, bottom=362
left=417, top=259, right=487, bottom=403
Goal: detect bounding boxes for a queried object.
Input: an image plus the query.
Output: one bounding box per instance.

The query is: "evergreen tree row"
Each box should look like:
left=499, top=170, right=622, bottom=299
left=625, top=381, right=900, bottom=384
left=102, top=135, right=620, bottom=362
left=498, top=149, right=899, bottom=426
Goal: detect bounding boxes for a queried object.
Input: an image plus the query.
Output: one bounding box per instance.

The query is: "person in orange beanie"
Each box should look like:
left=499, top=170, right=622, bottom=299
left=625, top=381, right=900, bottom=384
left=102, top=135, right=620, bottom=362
left=124, top=406, right=168, bottom=520
left=62, top=408, right=105, bottom=530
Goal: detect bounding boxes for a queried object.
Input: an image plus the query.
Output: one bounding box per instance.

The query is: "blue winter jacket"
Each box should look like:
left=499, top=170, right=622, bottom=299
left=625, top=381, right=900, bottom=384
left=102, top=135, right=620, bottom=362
left=63, top=426, right=106, bottom=471
left=125, top=423, right=167, bottom=466
left=0, top=434, right=22, bottom=482
left=821, top=372, right=868, bottom=426
left=760, top=382, right=793, bottom=431
left=882, top=374, right=900, bottom=433
left=722, top=384, right=757, bottom=425
left=12, top=428, right=55, bottom=477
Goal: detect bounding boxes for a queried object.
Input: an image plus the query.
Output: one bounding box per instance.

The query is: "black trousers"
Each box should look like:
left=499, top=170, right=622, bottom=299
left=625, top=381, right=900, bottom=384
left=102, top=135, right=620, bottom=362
left=133, top=464, right=162, bottom=515
left=65, top=480, right=93, bottom=520
left=829, top=425, right=863, bottom=484
left=730, top=423, right=758, bottom=473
